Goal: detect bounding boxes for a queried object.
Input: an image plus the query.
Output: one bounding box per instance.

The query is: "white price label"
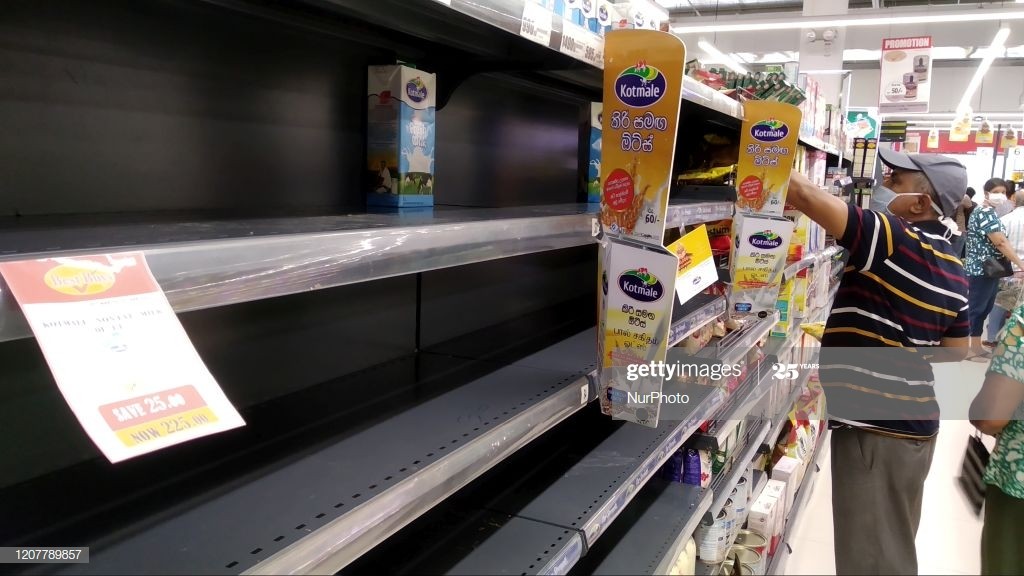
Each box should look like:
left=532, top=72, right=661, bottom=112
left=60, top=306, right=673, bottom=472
left=431, top=0, right=452, bottom=5
left=581, top=384, right=589, bottom=405
left=559, top=21, right=604, bottom=68
left=520, top=2, right=553, bottom=47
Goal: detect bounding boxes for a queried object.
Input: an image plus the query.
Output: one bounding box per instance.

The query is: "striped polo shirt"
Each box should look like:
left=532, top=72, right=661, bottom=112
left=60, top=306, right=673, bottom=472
left=819, top=204, right=969, bottom=438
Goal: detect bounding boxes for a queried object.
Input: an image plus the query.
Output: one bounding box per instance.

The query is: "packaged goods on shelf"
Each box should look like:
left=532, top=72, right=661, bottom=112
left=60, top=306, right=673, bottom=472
left=682, top=447, right=713, bottom=487
left=748, top=481, right=786, bottom=556
left=706, top=219, right=734, bottom=269
left=566, top=0, right=586, bottom=25
left=696, top=508, right=732, bottom=563
left=771, top=455, right=802, bottom=514
left=770, top=276, right=796, bottom=338
left=672, top=537, right=697, bottom=576
left=735, top=531, right=769, bottom=574
left=367, top=64, right=435, bottom=208
left=609, top=0, right=665, bottom=30
left=728, top=213, right=795, bottom=316
left=588, top=103, right=602, bottom=203
left=727, top=545, right=765, bottom=576
left=676, top=165, right=736, bottom=187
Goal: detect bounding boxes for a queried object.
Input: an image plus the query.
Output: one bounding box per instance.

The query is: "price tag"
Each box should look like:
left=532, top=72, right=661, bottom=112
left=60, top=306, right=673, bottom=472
left=580, top=384, right=589, bottom=405
left=559, top=19, right=604, bottom=68
left=520, top=2, right=553, bottom=47
left=0, top=253, right=245, bottom=463
left=431, top=0, right=452, bottom=5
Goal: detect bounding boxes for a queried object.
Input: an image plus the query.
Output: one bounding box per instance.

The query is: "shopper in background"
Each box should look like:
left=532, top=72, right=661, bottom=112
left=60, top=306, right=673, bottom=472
left=787, top=149, right=970, bottom=575
left=970, top=301, right=1024, bottom=574
left=985, top=178, right=1013, bottom=217
left=983, top=193, right=1024, bottom=348
left=965, top=178, right=1024, bottom=353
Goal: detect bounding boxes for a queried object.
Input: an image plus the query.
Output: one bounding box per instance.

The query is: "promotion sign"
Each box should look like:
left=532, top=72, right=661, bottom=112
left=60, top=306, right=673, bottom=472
left=667, top=224, right=717, bottom=304
left=599, top=239, right=678, bottom=428
left=878, top=36, right=932, bottom=113
left=736, top=101, right=802, bottom=216
left=0, top=253, right=245, bottom=463
left=599, top=30, right=685, bottom=246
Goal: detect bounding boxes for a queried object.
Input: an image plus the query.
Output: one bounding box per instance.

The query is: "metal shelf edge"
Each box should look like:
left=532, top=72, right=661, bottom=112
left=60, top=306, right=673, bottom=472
left=652, top=490, right=714, bottom=576
left=241, top=374, right=594, bottom=575
left=668, top=296, right=727, bottom=347
left=582, top=388, right=728, bottom=548
left=0, top=208, right=597, bottom=343
left=665, top=201, right=735, bottom=230
left=703, top=419, right=771, bottom=523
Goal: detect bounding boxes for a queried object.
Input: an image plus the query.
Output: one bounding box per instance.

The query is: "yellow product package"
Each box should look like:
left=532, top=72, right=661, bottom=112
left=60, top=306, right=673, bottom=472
left=800, top=322, right=825, bottom=342
left=599, top=31, right=686, bottom=246
left=735, top=101, right=802, bottom=215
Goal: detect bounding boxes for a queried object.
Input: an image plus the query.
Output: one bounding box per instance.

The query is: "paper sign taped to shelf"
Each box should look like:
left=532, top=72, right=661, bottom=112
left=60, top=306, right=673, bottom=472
left=598, top=30, right=685, bottom=247
left=559, top=19, right=604, bottom=68
left=598, top=238, right=677, bottom=428
left=0, top=253, right=245, bottom=463
left=520, top=1, right=553, bottom=47
left=736, top=100, right=802, bottom=216
left=667, top=224, right=717, bottom=304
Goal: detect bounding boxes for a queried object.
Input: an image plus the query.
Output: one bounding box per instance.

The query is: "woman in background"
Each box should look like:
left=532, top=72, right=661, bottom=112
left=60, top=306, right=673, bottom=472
left=971, top=302, right=1024, bottom=573
left=966, top=178, right=1024, bottom=355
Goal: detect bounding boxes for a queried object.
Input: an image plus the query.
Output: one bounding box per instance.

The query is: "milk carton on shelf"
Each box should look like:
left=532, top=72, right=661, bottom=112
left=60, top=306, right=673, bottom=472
left=367, top=64, right=436, bottom=208
left=588, top=103, right=602, bottom=203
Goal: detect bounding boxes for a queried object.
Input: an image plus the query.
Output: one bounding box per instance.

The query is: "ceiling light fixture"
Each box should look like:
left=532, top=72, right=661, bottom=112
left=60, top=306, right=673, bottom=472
left=698, top=39, right=750, bottom=74
left=672, top=9, right=1024, bottom=34
left=957, top=27, right=1011, bottom=114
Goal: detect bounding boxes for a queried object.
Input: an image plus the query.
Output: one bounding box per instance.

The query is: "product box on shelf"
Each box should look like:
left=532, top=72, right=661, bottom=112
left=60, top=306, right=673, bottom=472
left=366, top=65, right=435, bottom=208
left=729, top=212, right=795, bottom=317
left=566, top=0, right=586, bottom=25
left=793, top=276, right=809, bottom=318
left=748, top=483, right=786, bottom=556
left=609, top=0, right=664, bottom=30
left=770, top=276, right=797, bottom=338
left=588, top=103, right=602, bottom=203
left=771, top=455, right=803, bottom=514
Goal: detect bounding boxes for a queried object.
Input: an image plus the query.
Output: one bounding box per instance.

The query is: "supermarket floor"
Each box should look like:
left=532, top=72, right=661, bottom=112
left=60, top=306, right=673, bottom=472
left=784, top=360, right=990, bottom=575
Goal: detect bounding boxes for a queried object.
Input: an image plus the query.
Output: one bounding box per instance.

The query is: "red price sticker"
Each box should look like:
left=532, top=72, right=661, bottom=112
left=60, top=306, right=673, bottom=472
left=603, top=168, right=635, bottom=211
left=739, top=175, right=763, bottom=201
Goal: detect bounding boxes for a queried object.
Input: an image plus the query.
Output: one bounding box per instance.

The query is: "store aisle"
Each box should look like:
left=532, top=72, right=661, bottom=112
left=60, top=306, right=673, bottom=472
left=783, top=361, right=989, bottom=575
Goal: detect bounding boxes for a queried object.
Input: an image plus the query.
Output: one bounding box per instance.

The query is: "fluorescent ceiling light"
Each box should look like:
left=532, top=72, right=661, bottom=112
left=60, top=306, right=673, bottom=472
left=958, top=27, right=1011, bottom=114
left=672, top=9, right=1024, bottom=34
left=698, top=39, right=749, bottom=74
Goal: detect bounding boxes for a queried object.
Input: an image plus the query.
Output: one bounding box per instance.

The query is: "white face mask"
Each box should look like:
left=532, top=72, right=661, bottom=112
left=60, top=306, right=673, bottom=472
left=886, top=192, right=944, bottom=219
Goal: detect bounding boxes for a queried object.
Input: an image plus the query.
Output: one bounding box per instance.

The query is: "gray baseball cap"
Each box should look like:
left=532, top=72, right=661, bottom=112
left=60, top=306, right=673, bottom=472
left=877, top=148, right=968, bottom=218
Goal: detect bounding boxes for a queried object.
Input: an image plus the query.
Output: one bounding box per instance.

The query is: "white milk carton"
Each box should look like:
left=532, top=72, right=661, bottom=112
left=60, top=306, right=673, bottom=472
left=367, top=65, right=436, bottom=208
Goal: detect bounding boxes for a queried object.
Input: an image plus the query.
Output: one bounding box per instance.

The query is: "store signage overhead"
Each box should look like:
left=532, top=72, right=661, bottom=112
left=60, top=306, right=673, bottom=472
left=0, top=253, right=245, bottom=463
left=879, top=120, right=908, bottom=142
left=878, top=36, right=932, bottom=113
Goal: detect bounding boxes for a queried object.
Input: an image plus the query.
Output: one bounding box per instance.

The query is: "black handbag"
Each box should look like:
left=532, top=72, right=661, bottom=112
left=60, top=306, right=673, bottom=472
left=983, top=255, right=1014, bottom=278
left=957, top=431, right=990, bottom=516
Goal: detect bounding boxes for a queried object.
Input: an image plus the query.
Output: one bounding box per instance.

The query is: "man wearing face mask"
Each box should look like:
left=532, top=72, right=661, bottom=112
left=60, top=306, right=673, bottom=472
left=787, top=149, right=970, bottom=575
